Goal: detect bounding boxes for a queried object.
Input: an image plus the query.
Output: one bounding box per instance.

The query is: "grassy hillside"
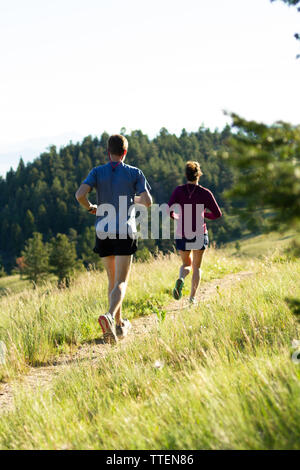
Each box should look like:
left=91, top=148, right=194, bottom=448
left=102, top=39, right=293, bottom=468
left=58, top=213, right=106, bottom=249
left=0, top=248, right=247, bottom=380
left=0, top=274, right=31, bottom=296
left=227, top=231, right=297, bottom=257
left=0, top=236, right=299, bottom=449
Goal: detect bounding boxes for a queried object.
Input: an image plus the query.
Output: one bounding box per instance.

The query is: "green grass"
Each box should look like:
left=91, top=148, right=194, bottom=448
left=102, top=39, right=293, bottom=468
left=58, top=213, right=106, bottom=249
left=1, top=232, right=299, bottom=449
left=0, top=258, right=299, bottom=449
left=227, top=230, right=297, bottom=257
left=0, top=249, right=248, bottom=380
left=0, top=275, right=31, bottom=297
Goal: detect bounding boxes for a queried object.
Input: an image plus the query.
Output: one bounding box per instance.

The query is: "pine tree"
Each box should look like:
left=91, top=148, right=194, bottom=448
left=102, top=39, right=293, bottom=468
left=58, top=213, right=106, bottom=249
left=77, top=226, right=103, bottom=270
left=224, top=114, right=300, bottom=231
left=49, top=234, right=78, bottom=287
left=15, top=256, right=25, bottom=279
left=0, top=255, right=6, bottom=278
left=24, top=209, right=36, bottom=238
left=271, top=0, right=300, bottom=56
left=21, top=232, right=50, bottom=286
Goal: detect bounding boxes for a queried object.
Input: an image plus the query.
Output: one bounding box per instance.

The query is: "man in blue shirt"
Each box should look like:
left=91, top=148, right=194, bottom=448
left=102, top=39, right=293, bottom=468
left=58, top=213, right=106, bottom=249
left=75, top=134, right=152, bottom=344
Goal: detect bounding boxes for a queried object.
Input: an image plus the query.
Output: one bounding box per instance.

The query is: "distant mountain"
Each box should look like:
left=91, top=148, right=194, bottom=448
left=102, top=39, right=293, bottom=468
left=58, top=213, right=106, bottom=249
left=0, top=132, right=84, bottom=177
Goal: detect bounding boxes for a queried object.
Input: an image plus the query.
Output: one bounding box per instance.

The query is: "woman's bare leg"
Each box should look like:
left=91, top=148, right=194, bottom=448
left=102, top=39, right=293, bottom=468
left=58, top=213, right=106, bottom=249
left=190, top=249, right=205, bottom=300
left=179, top=250, right=193, bottom=280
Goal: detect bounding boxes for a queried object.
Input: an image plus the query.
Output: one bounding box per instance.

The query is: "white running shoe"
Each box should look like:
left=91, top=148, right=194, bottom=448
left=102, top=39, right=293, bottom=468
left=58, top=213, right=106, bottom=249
left=116, top=319, right=132, bottom=338
left=189, top=297, right=198, bottom=306
left=98, top=312, right=118, bottom=344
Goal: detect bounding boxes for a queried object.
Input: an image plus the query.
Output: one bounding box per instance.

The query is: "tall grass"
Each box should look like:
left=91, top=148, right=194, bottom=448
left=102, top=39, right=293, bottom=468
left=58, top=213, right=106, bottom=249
left=0, top=249, right=248, bottom=380
left=0, top=274, right=31, bottom=297
left=0, top=257, right=299, bottom=449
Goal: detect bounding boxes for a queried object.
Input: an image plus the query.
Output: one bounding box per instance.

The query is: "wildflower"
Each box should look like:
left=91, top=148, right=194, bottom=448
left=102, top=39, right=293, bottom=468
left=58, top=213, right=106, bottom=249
left=291, top=339, right=300, bottom=349
left=154, top=360, right=164, bottom=369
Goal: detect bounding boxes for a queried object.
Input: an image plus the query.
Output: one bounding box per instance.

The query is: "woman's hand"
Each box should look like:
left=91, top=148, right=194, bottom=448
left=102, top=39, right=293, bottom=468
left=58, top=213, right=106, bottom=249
left=170, top=211, right=180, bottom=220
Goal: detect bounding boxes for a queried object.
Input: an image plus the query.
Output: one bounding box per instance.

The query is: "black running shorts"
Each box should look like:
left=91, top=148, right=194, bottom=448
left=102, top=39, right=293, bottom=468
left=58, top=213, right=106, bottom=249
left=93, top=234, right=138, bottom=258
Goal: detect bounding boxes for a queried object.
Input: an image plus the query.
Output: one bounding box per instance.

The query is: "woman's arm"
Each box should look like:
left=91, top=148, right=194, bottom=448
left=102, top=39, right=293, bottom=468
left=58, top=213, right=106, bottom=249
left=204, top=190, right=222, bottom=220
left=168, top=187, right=180, bottom=219
left=204, top=210, right=219, bottom=220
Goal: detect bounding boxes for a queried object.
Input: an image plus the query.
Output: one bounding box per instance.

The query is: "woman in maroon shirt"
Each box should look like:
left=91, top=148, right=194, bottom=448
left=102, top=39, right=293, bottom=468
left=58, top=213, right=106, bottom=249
left=168, top=161, right=222, bottom=304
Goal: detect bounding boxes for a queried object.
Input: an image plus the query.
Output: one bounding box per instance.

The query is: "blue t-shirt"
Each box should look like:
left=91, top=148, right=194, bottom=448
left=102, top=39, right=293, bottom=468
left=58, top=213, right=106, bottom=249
left=83, top=162, right=150, bottom=235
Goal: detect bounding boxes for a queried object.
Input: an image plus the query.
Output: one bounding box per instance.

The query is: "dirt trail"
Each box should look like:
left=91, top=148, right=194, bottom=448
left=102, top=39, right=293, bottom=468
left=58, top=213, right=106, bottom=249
left=0, top=271, right=253, bottom=413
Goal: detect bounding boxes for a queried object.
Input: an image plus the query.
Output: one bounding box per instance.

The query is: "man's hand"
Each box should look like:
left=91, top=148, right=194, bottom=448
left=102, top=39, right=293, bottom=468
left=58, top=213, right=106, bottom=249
left=88, top=204, right=97, bottom=215
left=134, top=190, right=152, bottom=208
left=75, top=184, right=97, bottom=212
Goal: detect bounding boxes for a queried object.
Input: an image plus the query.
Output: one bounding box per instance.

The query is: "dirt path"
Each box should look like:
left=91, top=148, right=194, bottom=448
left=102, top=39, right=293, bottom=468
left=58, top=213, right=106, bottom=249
left=0, top=271, right=253, bottom=413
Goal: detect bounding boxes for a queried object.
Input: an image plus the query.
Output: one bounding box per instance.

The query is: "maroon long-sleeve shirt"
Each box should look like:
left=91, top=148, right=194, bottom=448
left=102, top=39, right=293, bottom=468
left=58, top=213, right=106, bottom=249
left=168, top=184, right=222, bottom=237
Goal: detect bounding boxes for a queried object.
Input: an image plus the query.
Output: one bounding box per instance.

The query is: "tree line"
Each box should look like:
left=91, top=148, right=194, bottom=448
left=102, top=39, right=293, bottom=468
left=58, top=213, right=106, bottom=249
left=0, top=126, right=248, bottom=274
left=1, top=0, right=298, bottom=280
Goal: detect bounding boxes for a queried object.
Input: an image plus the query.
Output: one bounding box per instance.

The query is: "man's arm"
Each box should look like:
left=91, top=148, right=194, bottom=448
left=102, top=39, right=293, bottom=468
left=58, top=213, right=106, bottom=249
left=75, top=184, right=97, bottom=214
left=134, top=189, right=152, bottom=208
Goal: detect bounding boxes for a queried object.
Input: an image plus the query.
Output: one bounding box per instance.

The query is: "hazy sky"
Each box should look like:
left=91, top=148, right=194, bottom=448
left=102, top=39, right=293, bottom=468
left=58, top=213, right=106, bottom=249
left=0, top=0, right=299, bottom=175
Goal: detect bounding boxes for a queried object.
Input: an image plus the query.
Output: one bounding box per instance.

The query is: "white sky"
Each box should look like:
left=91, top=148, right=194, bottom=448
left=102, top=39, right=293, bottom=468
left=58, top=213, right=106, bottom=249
left=0, top=0, right=299, bottom=175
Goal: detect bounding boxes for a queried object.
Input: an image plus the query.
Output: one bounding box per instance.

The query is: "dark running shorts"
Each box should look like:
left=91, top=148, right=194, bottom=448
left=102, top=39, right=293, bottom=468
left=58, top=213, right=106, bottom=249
left=93, top=234, right=138, bottom=258
left=175, top=232, right=209, bottom=252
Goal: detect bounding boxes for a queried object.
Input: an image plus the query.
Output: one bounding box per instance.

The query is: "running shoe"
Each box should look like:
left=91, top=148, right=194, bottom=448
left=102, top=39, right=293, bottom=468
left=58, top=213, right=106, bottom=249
left=98, top=312, right=118, bottom=344
left=116, top=319, right=132, bottom=338
left=173, top=278, right=184, bottom=300
left=189, top=297, right=198, bottom=306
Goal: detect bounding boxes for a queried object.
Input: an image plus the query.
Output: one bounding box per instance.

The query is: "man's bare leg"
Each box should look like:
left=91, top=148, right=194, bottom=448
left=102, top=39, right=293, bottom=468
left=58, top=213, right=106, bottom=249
left=108, top=255, right=132, bottom=321
left=190, top=249, right=205, bottom=300
left=102, top=256, right=121, bottom=325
